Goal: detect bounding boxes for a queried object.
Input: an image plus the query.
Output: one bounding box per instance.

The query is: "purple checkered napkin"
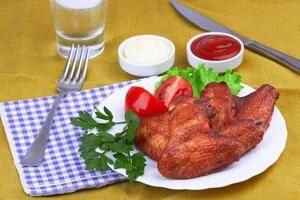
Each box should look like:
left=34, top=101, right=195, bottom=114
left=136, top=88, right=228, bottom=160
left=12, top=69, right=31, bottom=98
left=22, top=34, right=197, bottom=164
left=0, top=79, right=142, bottom=196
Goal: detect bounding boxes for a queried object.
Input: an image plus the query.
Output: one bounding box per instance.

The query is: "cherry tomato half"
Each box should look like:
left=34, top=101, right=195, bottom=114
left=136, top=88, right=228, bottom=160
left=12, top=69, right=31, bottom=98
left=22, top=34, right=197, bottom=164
left=125, top=86, right=168, bottom=117
left=154, top=76, right=193, bottom=107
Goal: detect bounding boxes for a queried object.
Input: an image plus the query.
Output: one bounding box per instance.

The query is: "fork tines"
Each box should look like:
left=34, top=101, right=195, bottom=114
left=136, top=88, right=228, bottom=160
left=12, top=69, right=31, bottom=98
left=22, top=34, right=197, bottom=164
left=60, top=45, right=89, bottom=84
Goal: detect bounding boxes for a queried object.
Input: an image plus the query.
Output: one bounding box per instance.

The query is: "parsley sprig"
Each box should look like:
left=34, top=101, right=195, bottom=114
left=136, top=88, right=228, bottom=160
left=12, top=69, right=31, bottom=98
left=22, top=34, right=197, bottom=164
left=71, top=107, right=145, bottom=182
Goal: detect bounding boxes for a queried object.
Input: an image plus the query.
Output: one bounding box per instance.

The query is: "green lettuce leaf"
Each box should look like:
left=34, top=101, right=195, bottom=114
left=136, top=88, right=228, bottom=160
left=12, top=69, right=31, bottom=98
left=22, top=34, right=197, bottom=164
left=155, top=64, right=242, bottom=97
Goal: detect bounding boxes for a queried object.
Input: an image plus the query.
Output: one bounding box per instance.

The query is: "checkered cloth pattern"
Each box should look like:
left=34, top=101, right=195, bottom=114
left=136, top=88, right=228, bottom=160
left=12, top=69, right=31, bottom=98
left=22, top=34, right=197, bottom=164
left=0, top=79, right=141, bottom=196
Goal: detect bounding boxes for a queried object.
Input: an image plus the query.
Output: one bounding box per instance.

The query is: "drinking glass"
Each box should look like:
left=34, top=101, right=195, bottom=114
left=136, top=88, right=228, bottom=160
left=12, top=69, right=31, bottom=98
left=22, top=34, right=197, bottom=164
left=49, top=0, right=107, bottom=58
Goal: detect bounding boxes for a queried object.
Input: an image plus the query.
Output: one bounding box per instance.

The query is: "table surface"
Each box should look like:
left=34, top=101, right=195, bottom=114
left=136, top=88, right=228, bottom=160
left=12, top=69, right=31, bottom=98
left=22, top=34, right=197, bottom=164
left=0, top=0, right=299, bottom=199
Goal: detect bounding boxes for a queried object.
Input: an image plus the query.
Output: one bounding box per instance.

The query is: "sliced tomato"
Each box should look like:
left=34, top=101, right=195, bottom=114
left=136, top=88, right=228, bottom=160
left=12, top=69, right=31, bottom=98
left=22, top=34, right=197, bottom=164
left=125, top=86, right=168, bottom=117
left=155, top=76, right=193, bottom=107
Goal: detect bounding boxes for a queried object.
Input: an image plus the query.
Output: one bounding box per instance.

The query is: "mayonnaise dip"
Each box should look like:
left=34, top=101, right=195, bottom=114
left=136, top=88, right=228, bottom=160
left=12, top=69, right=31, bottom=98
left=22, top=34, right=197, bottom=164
left=123, top=38, right=171, bottom=65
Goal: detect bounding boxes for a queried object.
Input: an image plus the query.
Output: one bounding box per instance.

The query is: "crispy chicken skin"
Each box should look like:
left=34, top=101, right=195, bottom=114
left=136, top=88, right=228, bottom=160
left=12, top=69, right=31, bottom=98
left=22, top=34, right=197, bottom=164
left=220, top=120, right=264, bottom=155
left=134, top=113, right=170, bottom=161
left=158, top=133, right=243, bottom=178
left=237, top=84, right=279, bottom=131
left=200, top=83, right=238, bottom=130
left=134, top=82, right=279, bottom=179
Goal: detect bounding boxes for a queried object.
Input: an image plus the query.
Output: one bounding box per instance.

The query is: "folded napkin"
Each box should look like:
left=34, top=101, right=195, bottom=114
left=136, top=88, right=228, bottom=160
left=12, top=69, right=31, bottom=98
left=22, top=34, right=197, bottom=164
left=0, top=79, right=141, bottom=196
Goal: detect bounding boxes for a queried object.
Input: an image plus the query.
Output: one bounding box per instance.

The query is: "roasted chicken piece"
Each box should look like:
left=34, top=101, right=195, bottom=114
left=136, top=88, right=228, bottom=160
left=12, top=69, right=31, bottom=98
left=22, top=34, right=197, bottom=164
left=200, top=83, right=238, bottom=130
left=134, top=82, right=279, bottom=179
left=236, top=84, right=279, bottom=131
left=134, top=113, right=169, bottom=161
left=220, top=120, right=264, bottom=156
left=158, top=133, right=243, bottom=179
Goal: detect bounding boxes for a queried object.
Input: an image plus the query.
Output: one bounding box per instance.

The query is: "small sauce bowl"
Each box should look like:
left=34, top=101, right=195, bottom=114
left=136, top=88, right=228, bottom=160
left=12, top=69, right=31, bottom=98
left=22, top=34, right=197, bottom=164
left=118, top=35, right=175, bottom=77
left=187, top=32, right=244, bottom=72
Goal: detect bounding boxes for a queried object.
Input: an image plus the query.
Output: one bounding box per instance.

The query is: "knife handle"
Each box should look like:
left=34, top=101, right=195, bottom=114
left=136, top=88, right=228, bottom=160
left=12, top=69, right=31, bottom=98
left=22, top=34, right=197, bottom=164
left=246, top=41, right=300, bottom=73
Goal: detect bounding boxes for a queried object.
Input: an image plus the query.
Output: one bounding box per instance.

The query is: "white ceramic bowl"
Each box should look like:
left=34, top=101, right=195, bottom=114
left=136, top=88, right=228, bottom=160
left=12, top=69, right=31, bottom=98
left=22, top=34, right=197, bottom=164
left=118, top=35, right=175, bottom=77
left=187, top=32, right=244, bottom=73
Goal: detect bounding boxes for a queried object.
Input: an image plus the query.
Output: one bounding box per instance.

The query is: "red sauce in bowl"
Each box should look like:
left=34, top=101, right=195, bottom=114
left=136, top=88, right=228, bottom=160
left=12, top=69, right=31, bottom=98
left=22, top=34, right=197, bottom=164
left=191, top=34, right=241, bottom=61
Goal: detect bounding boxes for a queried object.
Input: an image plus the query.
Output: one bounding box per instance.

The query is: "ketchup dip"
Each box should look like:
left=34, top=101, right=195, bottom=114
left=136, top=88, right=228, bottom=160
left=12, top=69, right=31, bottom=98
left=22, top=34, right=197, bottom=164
left=187, top=32, right=244, bottom=72
left=191, top=34, right=241, bottom=61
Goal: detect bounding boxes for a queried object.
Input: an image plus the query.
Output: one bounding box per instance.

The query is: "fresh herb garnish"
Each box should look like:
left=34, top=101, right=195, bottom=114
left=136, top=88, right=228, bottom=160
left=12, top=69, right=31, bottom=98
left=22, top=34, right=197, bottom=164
left=71, top=107, right=145, bottom=183
left=155, top=64, right=242, bottom=96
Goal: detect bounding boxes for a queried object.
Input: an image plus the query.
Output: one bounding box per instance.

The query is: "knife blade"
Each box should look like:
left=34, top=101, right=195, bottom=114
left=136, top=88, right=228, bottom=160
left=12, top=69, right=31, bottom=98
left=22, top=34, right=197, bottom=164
left=171, top=0, right=300, bottom=73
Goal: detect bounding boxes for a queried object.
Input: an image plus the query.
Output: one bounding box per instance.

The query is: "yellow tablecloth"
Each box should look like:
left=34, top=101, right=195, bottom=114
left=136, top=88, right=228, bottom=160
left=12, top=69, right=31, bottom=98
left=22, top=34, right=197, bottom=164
left=0, top=0, right=299, bottom=199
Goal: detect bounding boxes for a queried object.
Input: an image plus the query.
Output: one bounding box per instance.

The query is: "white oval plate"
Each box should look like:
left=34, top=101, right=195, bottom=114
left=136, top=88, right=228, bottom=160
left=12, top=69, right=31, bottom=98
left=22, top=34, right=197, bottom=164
left=96, top=76, right=287, bottom=190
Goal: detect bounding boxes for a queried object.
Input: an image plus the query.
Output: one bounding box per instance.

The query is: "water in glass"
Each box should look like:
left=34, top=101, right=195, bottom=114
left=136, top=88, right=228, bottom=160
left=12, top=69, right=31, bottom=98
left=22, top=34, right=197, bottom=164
left=50, top=0, right=107, bottom=58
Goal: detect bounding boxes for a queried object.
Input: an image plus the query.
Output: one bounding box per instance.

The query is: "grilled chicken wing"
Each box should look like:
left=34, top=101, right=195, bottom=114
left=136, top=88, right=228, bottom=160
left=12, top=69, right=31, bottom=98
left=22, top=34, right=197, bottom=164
left=158, top=133, right=242, bottom=179
left=200, top=83, right=238, bottom=130
left=134, top=82, right=279, bottom=179
left=134, top=113, right=169, bottom=161
left=237, top=84, right=279, bottom=131
left=220, top=120, right=264, bottom=155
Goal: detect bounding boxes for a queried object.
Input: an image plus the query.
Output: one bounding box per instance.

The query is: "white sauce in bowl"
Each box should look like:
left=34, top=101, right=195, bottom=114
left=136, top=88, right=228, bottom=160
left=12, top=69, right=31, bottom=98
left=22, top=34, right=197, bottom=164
left=123, top=38, right=171, bottom=65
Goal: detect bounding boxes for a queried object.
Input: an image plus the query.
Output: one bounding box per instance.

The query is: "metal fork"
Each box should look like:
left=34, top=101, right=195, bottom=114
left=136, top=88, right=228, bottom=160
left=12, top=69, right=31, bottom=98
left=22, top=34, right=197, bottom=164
left=20, top=45, right=89, bottom=166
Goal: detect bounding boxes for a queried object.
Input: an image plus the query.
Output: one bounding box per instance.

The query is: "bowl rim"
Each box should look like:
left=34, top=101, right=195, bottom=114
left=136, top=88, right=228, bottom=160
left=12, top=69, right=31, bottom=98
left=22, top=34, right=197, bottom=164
left=186, top=32, right=244, bottom=64
left=118, top=34, right=175, bottom=68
